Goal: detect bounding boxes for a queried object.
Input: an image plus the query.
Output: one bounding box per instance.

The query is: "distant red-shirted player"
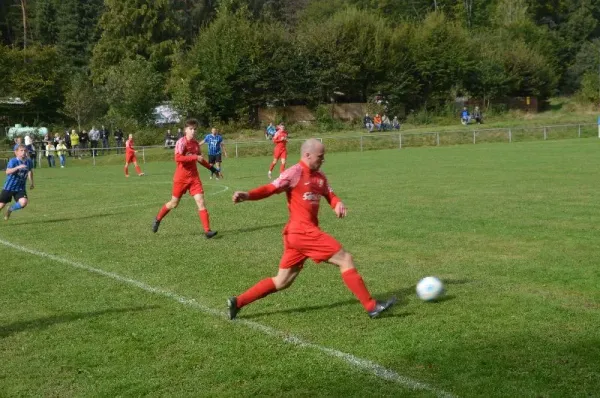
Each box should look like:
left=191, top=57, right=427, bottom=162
left=124, top=133, right=145, bottom=177
left=152, top=118, right=222, bottom=238
left=228, top=138, right=396, bottom=319
left=268, top=123, right=288, bottom=179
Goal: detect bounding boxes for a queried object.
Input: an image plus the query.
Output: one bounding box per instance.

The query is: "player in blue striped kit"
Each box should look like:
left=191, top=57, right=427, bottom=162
left=200, top=128, right=227, bottom=180
left=0, top=144, right=35, bottom=221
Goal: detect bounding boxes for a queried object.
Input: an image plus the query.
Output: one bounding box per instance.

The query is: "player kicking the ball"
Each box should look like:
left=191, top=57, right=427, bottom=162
left=228, top=138, right=396, bottom=319
left=152, top=118, right=222, bottom=238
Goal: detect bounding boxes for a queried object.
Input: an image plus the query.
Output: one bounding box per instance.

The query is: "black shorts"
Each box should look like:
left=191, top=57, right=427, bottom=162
left=0, top=189, right=27, bottom=204
left=208, top=154, right=222, bottom=164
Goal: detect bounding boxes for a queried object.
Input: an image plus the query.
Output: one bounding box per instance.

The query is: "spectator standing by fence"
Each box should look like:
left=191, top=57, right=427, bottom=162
left=64, top=130, right=72, bottom=157
left=56, top=140, right=67, bottom=168
left=89, top=126, right=100, bottom=157
left=114, top=128, right=124, bottom=154
left=45, top=141, right=56, bottom=167
left=101, top=125, right=110, bottom=154
left=70, top=130, right=80, bottom=158
left=80, top=130, right=89, bottom=156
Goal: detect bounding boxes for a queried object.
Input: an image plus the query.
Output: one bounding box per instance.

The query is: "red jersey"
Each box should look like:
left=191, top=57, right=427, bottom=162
left=173, top=136, right=201, bottom=182
left=273, top=129, right=288, bottom=151
left=270, top=162, right=340, bottom=234
left=125, top=138, right=135, bottom=155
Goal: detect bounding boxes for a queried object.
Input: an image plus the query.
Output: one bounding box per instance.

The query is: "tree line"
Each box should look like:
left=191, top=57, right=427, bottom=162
left=1, top=0, right=600, bottom=128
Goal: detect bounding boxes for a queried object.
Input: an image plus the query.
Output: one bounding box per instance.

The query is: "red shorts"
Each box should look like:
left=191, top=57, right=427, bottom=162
left=279, top=229, right=342, bottom=269
left=172, top=179, right=204, bottom=198
left=126, top=153, right=137, bottom=163
left=273, top=146, right=287, bottom=160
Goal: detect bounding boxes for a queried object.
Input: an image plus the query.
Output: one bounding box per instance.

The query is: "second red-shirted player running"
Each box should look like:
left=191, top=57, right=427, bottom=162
left=228, top=138, right=396, bottom=319
left=152, top=118, right=222, bottom=238
left=124, top=134, right=145, bottom=177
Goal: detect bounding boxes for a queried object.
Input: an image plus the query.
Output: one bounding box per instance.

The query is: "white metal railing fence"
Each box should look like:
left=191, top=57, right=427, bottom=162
left=1, top=123, right=598, bottom=168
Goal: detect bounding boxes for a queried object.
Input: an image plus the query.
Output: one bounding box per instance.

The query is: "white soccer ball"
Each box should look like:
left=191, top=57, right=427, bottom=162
left=416, top=276, right=444, bottom=301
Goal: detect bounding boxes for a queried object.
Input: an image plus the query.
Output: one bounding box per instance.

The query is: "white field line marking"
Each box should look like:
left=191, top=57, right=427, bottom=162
left=0, top=239, right=454, bottom=398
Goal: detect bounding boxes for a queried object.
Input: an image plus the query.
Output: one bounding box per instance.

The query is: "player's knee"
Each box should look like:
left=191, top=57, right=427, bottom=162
left=274, top=277, right=293, bottom=290
left=168, top=200, right=179, bottom=209
left=19, top=199, right=28, bottom=208
left=338, top=251, right=355, bottom=270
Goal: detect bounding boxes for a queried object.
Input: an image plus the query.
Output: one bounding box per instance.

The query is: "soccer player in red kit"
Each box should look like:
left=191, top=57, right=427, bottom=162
left=268, top=123, right=288, bottom=179
left=124, top=134, right=145, bottom=177
left=152, top=118, right=222, bottom=238
left=228, top=138, right=396, bottom=319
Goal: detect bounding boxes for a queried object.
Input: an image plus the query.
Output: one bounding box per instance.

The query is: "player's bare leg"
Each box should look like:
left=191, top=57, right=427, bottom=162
left=124, top=162, right=130, bottom=177
left=228, top=265, right=302, bottom=320
left=153, top=196, right=180, bottom=232
left=280, top=158, right=286, bottom=173
left=133, top=161, right=144, bottom=176
left=4, top=198, right=28, bottom=221
left=215, top=161, right=221, bottom=180
left=193, top=193, right=217, bottom=238
left=268, top=158, right=277, bottom=179
left=328, top=249, right=396, bottom=318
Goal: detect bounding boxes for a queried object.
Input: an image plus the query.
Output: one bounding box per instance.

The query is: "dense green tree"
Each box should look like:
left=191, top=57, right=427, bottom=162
left=296, top=8, right=396, bottom=104
left=61, top=73, right=102, bottom=130
left=54, top=0, right=103, bottom=70
left=171, top=6, right=301, bottom=123
left=408, top=12, right=473, bottom=107
left=33, top=0, right=57, bottom=45
left=103, top=57, right=163, bottom=124
left=90, top=0, right=181, bottom=84
left=4, top=45, right=65, bottom=120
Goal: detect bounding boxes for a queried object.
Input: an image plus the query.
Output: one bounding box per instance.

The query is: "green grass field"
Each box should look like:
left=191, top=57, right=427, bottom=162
left=1, top=138, right=599, bottom=397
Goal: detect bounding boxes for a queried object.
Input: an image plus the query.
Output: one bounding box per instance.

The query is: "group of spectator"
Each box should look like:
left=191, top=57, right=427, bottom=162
left=10, top=126, right=129, bottom=169
left=363, top=113, right=400, bottom=132
left=55, top=126, right=125, bottom=158
left=164, top=128, right=184, bottom=148
left=460, top=106, right=483, bottom=125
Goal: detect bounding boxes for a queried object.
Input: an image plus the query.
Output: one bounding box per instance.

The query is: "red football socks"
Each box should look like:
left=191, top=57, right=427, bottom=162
left=199, top=209, right=210, bottom=232
left=135, top=165, right=142, bottom=174
left=269, top=162, right=275, bottom=172
left=157, top=205, right=170, bottom=221
left=237, top=278, right=277, bottom=308
left=279, top=163, right=285, bottom=173
left=341, top=268, right=376, bottom=311
left=124, top=165, right=129, bottom=176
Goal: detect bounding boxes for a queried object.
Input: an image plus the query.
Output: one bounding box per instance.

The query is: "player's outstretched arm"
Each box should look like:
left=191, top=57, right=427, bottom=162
left=232, top=191, right=249, bottom=203
left=232, top=183, right=282, bottom=203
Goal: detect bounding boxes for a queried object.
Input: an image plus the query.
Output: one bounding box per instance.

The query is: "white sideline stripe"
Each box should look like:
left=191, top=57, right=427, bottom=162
left=0, top=239, right=454, bottom=398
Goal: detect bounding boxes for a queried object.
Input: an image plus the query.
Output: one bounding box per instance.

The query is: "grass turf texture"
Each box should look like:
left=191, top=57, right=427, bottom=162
left=1, top=138, right=599, bottom=397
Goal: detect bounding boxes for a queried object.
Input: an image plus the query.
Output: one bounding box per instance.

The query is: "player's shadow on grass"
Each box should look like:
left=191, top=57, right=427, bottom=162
left=18, top=211, right=130, bottom=225
left=222, top=223, right=285, bottom=236
left=241, top=282, right=469, bottom=319
left=0, top=305, right=158, bottom=338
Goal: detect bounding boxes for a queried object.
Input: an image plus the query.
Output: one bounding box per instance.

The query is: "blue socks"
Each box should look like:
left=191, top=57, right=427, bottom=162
left=9, top=202, right=22, bottom=212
